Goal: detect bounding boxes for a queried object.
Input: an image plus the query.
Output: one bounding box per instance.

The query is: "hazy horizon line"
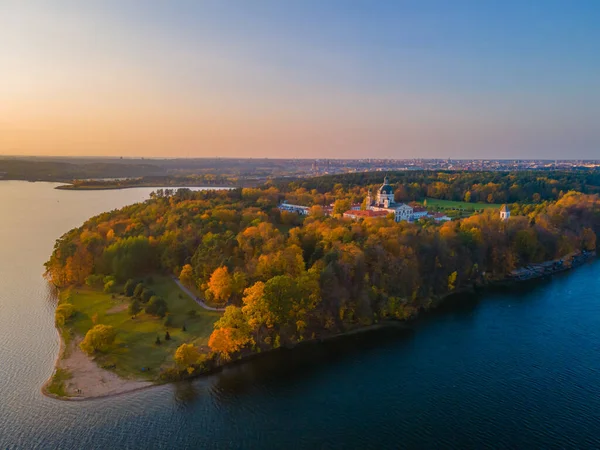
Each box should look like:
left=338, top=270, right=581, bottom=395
left=2, top=154, right=599, bottom=162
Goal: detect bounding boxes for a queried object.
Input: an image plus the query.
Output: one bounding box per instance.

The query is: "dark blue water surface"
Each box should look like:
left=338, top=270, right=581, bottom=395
left=2, top=181, right=600, bottom=449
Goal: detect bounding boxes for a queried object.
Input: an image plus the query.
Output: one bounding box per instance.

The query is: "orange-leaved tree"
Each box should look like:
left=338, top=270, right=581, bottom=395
left=206, top=266, right=233, bottom=305
left=208, top=306, right=253, bottom=360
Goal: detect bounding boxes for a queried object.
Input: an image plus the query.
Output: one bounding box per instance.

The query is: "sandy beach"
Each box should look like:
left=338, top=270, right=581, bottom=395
left=43, top=338, right=152, bottom=400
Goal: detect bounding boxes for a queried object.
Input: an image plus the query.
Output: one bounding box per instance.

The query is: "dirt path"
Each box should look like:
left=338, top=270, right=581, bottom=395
left=171, top=277, right=225, bottom=312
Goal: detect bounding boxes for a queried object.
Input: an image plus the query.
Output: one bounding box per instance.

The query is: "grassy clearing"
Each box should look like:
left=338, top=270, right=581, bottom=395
left=61, top=276, right=221, bottom=380
left=46, top=368, right=72, bottom=397
left=420, top=198, right=502, bottom=211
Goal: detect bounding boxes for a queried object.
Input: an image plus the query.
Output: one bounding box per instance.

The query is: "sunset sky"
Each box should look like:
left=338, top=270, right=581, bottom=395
left=1, top=1, right=599, bottom=159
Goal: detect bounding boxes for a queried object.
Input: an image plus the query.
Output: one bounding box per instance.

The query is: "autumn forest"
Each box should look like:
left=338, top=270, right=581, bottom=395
left=45, top=171, right=600, bottom=378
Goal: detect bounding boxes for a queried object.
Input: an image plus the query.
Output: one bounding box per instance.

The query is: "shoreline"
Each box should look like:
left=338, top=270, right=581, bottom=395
left=42, top=251, right=596, bottom=402
left=42, top=334, right=153, bottom=401
left=41, top=321, right=68, bottom=399
left=41, top=317, right=401, bottom=401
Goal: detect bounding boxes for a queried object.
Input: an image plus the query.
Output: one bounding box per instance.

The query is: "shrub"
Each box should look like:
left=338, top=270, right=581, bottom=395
left=123, top=279, right=135, bottom=297
left=141, top=289, right=154, bottom=303
left=134, top=283, right=144, bottom=298
left=146, top=296, right=168, bottom=318
left=55, top=303, right=75, bottom=326
left=85, top=274, right=104, bottom=288
left=128, top=298, right=142, bottom=316
left=103, top=280, right=116, bottom=293
left=158, top=367, right=184, bottom=382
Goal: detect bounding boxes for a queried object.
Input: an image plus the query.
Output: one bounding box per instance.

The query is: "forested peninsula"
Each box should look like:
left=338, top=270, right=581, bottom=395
left=44, top=172, right=600, bottom=398
left=55, top=175, right=243, bottom=190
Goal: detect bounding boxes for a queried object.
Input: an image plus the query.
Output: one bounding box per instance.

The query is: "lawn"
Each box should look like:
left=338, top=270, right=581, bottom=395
left=420, top=198, right=502, bottom=211
left=60, top=276, right=221, bottom=380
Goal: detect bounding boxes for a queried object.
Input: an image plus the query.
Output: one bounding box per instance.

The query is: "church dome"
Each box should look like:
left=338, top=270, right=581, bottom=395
left=379, top=185, right=394, bottom=194
left=378, top=176, right=394, bottom=195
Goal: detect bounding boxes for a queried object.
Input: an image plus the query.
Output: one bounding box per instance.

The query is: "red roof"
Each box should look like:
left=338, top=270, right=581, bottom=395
left=343, top=210, right=389, bottom=218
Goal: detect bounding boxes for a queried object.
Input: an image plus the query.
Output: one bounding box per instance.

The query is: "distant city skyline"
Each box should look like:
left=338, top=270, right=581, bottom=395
left=1, top=1, right=599, bottom=159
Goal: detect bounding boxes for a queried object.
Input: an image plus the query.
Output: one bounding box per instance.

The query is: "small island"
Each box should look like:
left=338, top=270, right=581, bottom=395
left=43, top=172, right=600, bottom=399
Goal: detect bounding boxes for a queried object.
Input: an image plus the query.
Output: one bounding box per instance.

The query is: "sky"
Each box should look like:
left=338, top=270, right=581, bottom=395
left=1, top=0, right=599, bottom=159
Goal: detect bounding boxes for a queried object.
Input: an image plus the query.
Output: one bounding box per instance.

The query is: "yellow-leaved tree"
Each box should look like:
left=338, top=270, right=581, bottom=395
left=208, top=306, right=253, bottom=360
left=179, top=264, right=195, bottom=288
left=174, top=343, right=200, bottom=369
left=80, top=324, right=116, bottom=355
left=55, top=303, right=75, bottom=327
left=448, top=271, right=458, bottom=291
left=333, top=199, right=352, bottom=215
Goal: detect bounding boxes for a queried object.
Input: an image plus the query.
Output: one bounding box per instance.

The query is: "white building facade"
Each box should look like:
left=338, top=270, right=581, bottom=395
left=279, top=177, right=456, bottom=224
left=366, top=176, right=415, bottom=222
left=278, top=201, right=310, bottom=215
left=365, top=177, right=455, bottom=223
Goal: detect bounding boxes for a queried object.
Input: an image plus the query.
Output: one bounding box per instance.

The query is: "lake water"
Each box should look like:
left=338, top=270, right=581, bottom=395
left=2, top=180, right=600, bottom=449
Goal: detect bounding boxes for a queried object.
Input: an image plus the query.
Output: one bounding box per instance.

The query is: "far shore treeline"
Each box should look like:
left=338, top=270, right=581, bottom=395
left=45, top=172, right=600, bottom=375
left=275, top=170, right=600, bottom=204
